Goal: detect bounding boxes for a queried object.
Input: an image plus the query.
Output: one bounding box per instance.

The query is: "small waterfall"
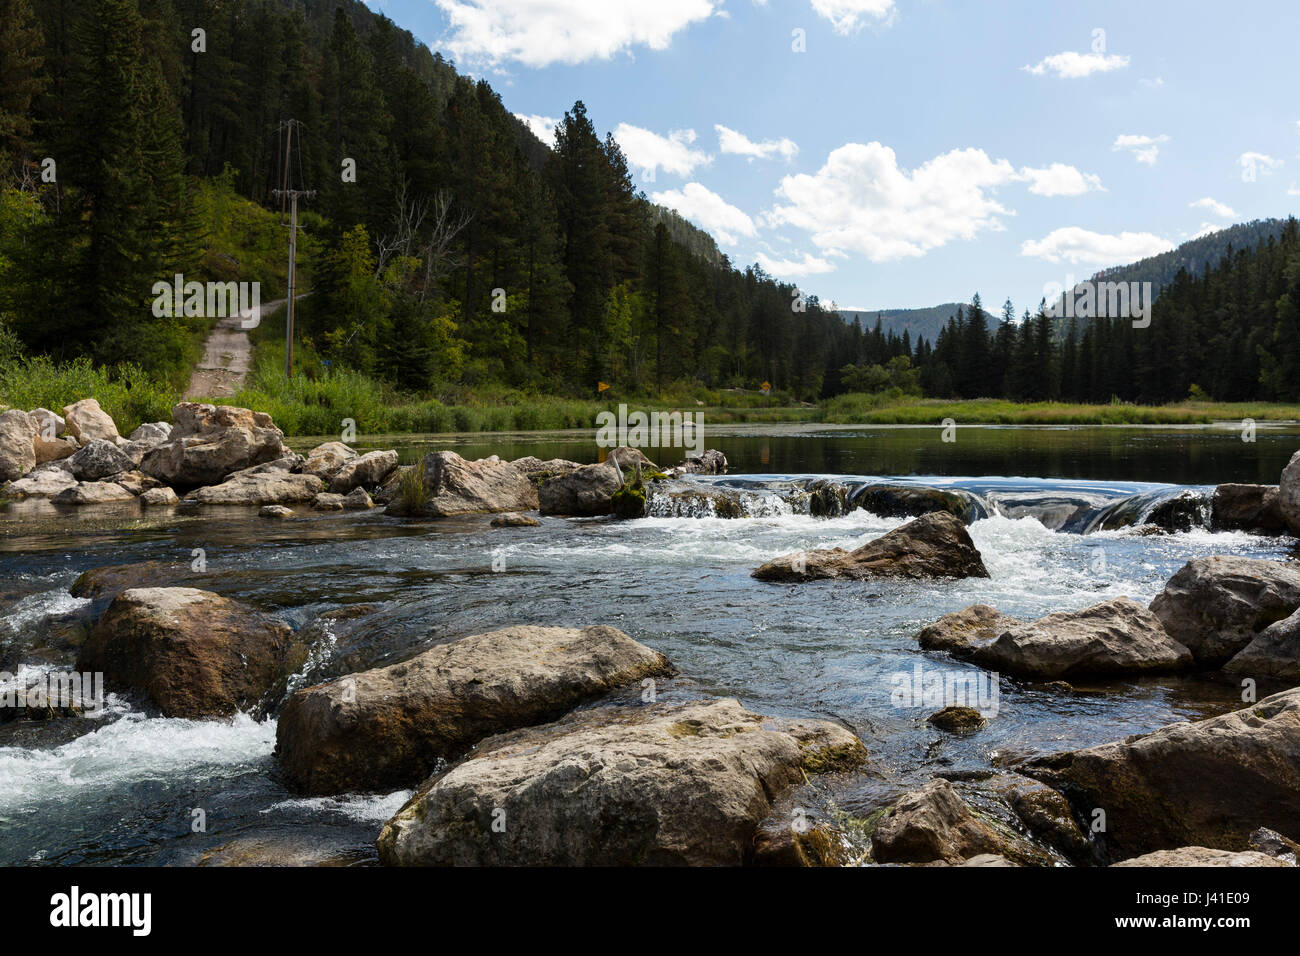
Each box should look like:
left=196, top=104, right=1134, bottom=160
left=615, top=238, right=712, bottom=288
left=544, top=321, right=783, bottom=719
left=644, top=484, right=793, bottom=518
left=1078, top=487, right=1213, bottom=535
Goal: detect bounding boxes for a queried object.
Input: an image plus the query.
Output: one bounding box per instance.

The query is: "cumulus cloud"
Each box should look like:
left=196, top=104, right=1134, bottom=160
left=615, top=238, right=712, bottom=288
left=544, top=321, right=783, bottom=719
left=614, top=124, right=711, bottom=178
left=755, top=250, right=836, bottom=278
left=1190, top=197, right=1237, bottom=219
left=1018, top=163, right=1104, bottom=197
left=810, top=0, right=897, bottom=35
left=514, top=113, right=559, bottom=144
left=1020, top=227, right=1174, bottom=267
left=1113, top=133, right=1169, bottom=166
left=1240, top=151, right=1283, bottom=175
left=651, top=182, right=757, bottom=245
left=715, top=124, right=799, bottom=162
left=434, top=0, right=720, bottom=68
left=1022, top=51, right=1129, bottom=79
left=765, top=142, right=1022, bottom=262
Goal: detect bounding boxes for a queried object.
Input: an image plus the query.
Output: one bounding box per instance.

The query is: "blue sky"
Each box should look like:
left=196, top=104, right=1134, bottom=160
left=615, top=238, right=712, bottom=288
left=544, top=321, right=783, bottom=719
left=364, top=0, right=1299, bottom=314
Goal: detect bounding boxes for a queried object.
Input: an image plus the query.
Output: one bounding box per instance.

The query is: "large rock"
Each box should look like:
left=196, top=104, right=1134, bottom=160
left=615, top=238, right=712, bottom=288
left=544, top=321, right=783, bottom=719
left=30, top=408, right=75, bottom=463
left=538, top=458, right=624, bottom=516
left=187, top=467, right=323, bottom=505
left=1112, top=847, right=1291, bottom=867
left=1211, top=483, right=1287, bottom=535
left=853, top=484, right=987, bottom=524
left=66, top=439, right=135, bottom=481
left=873, top=779, right=1020, bottom=865
left=1024, top=687, right=1300, bottom=861
left=753, top=511, right=989, bottom=582
left=53, top=481, right=137, bottom=504
left=141, top=402, right=290, bottom=488
left=409, top=450, right=537, bottom=516
left=1280, top=449, right=1300, bottom=535
left=301, top=441, right=356, bottom=483
left=1223, top=607, right=1300, bottom=681
left=957, top=597, right=1193, bottom=680
left=328, top=450, right=398, bottom=495
left=70, top=560, right=205, bottom=599
left=0, top=408, right=36, bottom=482
left=276, top=625, right=672, bottom=795
left=376, top=697, right=867, bottom=866
left=62, top=398, right=119, bottom=444
left=1149, top=556, right=1300, bottom=666
left=917, top=604, right=1023, bottom=654
left=510, top=456, right=583, bottom=484
left=128, top=421, right=171, bottom=443
left=76, top=587, right=299, bottom=718
left=673, top=449, right=728, bottom=476
left=0, top=464, right=77, bottom=499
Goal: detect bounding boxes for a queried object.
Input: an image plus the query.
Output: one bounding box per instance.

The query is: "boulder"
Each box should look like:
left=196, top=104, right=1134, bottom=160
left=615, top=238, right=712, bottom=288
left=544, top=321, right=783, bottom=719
left=375, top=697, right=867, bottom=866
left=927, top=706, right=986, bottom=732
left=372, top=465, right=408, bottom=505
left=490, top=512, right=539, bottom=527
left=141, top=402, right=291, bottom=488
left=302, top=441, right=356, bottom=483
left=52, top=481, right=137, bottom=505
left=413, top=450, right=537, bottom=516
left=312, top=493, right=345, bottom=511
left=276, top=625, right=673, bottom=796
left=1211, top=483, right=1287, bottom=535
left=1280, top=449, right=1300, bottom=535
left=1112, top=847, right=1290, bottom=867
left=958, top=597, right=1193, bottom=680
left=1149, top=556, right=1300, bottom=666
left=873, top=779, right=1011, bottom=865
left=0, top=465, right=77, bottom=499
left=328, top=450, right=398, bottom=495
left=673, top=449, right=727, bottom=476
left=753, top=511, right=989, bottom=582
left=76, top=587, right=300, bottom=718
left=1223, top=607, right=1300, bottom=681
left=139, top=486, right=179, bottom=507
left=917, top=604, right=1022, bottom=654
left=1024, top=687, right=1300, bottom=860
left=987, top=773, right=1092, bottom=862
left=259, top=504, right=294, bottom=519
left=128, top=421, right=171, bottom=443
left=342, top=487, right=373, bottom=510
left=66, top=439, right=135, bottom=481
left=61, top=398, right=119, bottom=444
left=70, top=560, right=205, bottom=600
left=30, top=408, right=74, bottom=463
left=853, top=484, right=987, bottom=523
left=1248, top=827, right=1300, bottom=863
left=187, top=470, right=323, bottom=506
left=111, top=470, right=163, bottom=496
left=510, top=456, right=582, bottom=484
left=539, top=458, right=624, bottom=517
left=0, top=408, right=37, bottom=482
left=608, top=446, right=657, bottom=471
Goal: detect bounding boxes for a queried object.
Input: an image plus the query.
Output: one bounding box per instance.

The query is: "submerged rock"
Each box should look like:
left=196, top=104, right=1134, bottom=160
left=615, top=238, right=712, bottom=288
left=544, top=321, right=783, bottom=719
left=77, top=587, right=300, bottom=718
left=259, top=504, right=294, bottom=519
left=490, top=511, right=539, bottom=527
left=276, top=625, right=672, bottom=795
left=376, top=697, right=867, bottom=866
left=1149, top=555, right=1300, bottom=666
left=1211, top=483, right=1287, bottom=535
left=1024, top=687, right=1300, bottom=861
left=927, top=706, right=987, bottom=732
left=1112, top=847, right=1291, bottom=867
left=753, top=511, right=989, bottom=581
left=853, top=483, right=986, bottom=523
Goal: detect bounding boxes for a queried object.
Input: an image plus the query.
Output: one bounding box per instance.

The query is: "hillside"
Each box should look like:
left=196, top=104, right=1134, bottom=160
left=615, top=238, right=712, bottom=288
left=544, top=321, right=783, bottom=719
left=839, top=304, right=995, bottom=347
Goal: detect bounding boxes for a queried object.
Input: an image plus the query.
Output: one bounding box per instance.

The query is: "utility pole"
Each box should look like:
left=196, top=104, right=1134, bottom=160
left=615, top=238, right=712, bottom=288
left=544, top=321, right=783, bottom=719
left=272, top=187, right=315, bottom=378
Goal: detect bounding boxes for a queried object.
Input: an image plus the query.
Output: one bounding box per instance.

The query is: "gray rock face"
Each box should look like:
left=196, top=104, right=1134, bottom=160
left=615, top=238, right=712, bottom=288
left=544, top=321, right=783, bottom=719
left=1280, top=449, right=1300, bottom=535
left=67, top=439, right=135, bottom=480
left=62, top=398, right=119, bottom=445
left=538, top=459, right=624, bottom=516
left=1149, top=556, right=1300, bottom=665
left=276, top=625, right=673, bottom=796
left=375, top=697, right=867, bottom=866
left=141, top=402, right=291, bottom=488
left=1223, top=607, right=1300, bottom=681
left=1112, top=847, right=1291, bottom=867
left=873, top=779, right=1011, bottom=864
left=753, top=511, right=989, bottom=582
left=415, top=450, right=537, bottom=516
left=1024, top=687, right=1300, bottom=861
left=960, top=597, right=1193, bottom=680
left=0, top=408, right=37, bottom=482
left=1211, top=483, right=1287, bottom=534
left=328, top=450, right=398, bottom=495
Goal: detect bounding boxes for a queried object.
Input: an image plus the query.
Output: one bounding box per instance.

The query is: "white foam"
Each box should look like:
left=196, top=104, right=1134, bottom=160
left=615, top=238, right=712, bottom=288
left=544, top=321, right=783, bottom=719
left=263, top=789, right=413, bottom=823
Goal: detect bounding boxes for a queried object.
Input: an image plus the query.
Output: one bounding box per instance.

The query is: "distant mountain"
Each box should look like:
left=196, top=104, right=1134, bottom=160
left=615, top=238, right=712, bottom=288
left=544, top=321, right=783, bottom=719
left=837, top=303, right=995, bottom=347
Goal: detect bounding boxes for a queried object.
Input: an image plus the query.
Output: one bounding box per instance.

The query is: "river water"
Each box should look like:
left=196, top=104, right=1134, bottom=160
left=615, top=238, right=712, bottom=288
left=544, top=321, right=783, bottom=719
left=1, top=423, right=1297, bottom=865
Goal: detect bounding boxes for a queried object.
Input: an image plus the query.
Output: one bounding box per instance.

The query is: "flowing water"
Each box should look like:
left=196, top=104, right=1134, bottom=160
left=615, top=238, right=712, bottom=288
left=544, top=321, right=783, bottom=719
left=1, top=423, right=1297, bottom=865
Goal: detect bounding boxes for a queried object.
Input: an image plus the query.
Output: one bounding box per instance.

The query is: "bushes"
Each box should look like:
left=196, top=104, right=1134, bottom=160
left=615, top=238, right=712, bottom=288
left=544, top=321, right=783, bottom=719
left=0, top=354, right=177, bottom=432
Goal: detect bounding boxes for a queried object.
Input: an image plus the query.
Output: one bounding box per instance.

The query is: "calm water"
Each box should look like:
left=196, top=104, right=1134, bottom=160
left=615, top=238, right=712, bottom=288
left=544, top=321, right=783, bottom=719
left=1, top=423, right=1296, bottom=865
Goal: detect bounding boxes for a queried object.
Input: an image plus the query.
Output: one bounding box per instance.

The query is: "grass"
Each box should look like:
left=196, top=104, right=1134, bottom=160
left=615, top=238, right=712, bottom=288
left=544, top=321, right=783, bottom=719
left=0, top=354, right=178, bottom=434
left=819, top=394, right=1300, bottom=425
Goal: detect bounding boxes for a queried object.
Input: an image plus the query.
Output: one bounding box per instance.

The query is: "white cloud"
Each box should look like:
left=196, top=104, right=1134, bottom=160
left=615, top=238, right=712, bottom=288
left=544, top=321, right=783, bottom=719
left=514, top=113, right=559, bottom=144
left=1191, top=222, right=1222, bottom=239
left=755, top=250, right=836, bottom=278
left=1113, top=133, right=1169, bottom=166
left=1240, top=151, right=1283, bottom=175
left=1289, top=182, right=1300, bottom=197
left=715, top=124, right=799, bottom=162
left=810, top=0, right=897, bottom=35
left=1018, top=163, right=1104, bottom=197
left=651, top=182, right=757, bottom=245
left=614, top=124, right=711, bottom=178
left=1022, top=51, right=1129, bottom=79
left=766, top=142, right=1021, bottom=262
left=434, top=0, right=721, bottom=68
left=1190, top=197, right=1237, bottom=219
left=1020, top=227, right=1175, bottom=267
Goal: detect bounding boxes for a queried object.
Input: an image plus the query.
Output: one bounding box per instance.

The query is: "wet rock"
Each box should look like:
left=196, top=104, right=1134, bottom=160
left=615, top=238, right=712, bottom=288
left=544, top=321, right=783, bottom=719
left=328, top=450, right=398, bottom=495
left=406, top=450, right=535, bottom=516
left=141, top=402, right=291, bottom=488
left=66, top=439, right=135, bottom=481
left=753, top=511, right=989, bottom=582
left=312, top=493, right=345, bottom=512
left=917, top=604, right=1022, bottom=654
left=928, top=706, right=987, bottom=732
left=77, top=587, right=300, bottom=718
left=62, top=398, right=119, bottom=445
left=1112, top=847, right=1291, bottom=867
left=509, top=456, right=583, bottom=484
left=342, top=487, right=373, bottom=510
left=276, top=625, right=673, bottom=796
left=853, top=484, right=986, bottom=524
left=873, top=779, right=1011, bottom=865
left=960, top=597, right=1193, bottom=680
left=302, top=442, right=357, bottom=483
left=490, top=512, right=539, bottom=527
left=672, top=448, right=727, bottom=476
left=70, top=560, right=205, bottom=600
left=187, top=470, right=323, bottom=506
left=1144, top=491, right=1208, bottom=533
left=1024, top=687, right=1300, bottom=860
left=0, top=409, right=37, bottom=482
left=753, top=803, right=853, bottom=867
left=375, top=697, right=867, bottom=866
left=539, top=458, right=623, bottom=517
left=52, top=481, right=137, bottom=505
left=804, top=478, right=852, bottom=517
left=1211, top=483, right=1287, bottom=535
left=1280, top=449, right=1300, bottom=535
left=1248, top=827, right=1300, bottom=863
left=1149, top=556, right=1300, bottom=666
left=138, top=486, right=179, bottom=507
left=1223, top=607, right=1300, bottom=681
left=987, top=773, right=1092, bottom=863
left=646, top=486, right=751, bottom=518
left=1, top=465, right=77, bottom=499
left=259, top=504, right=294, bottom=519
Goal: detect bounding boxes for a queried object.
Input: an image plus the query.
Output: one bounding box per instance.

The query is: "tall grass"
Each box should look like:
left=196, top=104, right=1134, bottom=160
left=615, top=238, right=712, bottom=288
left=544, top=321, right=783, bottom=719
left=0, top=355, right=178, bottom=433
